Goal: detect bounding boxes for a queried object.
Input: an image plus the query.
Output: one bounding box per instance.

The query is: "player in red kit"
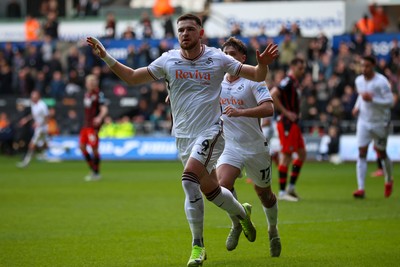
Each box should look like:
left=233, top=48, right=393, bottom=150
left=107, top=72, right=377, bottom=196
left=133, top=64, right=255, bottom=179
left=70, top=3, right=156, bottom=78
left=80, top=74, right=108, bottom=181
left=270, top=58, right=306, bottom=201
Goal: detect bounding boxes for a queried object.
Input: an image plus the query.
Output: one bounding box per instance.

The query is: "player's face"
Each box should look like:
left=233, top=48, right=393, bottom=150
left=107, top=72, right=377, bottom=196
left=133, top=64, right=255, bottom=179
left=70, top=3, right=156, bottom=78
left=294, top=63, right=306, bottom=79
left=177, top=20, right=203, bottom=50
left=85, top=77, right=98, bottom=91
left=361, top=59, right=374, bottom=78
left=30, top=91, right=40, bottom=103
left=223, top=46, right=246, bottom=63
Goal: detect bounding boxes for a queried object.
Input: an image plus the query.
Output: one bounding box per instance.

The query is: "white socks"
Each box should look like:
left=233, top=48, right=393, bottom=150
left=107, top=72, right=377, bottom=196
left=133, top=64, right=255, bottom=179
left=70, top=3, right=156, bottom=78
left=356, top=157, right=367, bottom=190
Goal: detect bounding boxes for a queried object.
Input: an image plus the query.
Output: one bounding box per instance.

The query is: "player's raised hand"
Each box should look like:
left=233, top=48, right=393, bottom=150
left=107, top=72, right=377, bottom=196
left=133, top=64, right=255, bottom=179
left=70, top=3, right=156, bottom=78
left=87, top=37, right=106, bottom=58
left=256, top=43, right=279, bottom=66
left=86, top=37, right=117, bottom=67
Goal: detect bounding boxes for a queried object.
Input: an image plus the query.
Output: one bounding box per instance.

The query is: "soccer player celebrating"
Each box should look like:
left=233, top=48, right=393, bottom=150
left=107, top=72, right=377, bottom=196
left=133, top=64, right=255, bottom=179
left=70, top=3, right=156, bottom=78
left=270, top=58, right=306, bottom=202
left=87, top=13, right=278, bottom=267
left=352, top=55, right=394, bottom=198
left=217, top=37, right=281, bottom=257
left=79, top=74, right=108, bottom=181
left=17, top=90, right=49, bottom=168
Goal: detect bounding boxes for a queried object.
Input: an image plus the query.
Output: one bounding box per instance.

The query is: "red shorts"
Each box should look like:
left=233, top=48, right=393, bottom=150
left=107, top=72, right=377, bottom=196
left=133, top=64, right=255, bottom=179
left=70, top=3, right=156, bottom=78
left=79, top=127, right=99, bottom=148
left=277, top=121, right=305, bottom=154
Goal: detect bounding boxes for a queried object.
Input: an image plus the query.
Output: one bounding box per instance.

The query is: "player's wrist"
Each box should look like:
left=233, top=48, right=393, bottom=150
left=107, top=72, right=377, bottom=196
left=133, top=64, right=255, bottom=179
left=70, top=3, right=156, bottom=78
left=102, top=52, right=117, bottom=67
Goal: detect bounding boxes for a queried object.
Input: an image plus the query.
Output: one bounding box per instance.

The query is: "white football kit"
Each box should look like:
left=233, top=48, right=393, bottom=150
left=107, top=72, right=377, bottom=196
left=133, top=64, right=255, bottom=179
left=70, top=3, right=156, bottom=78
left=217, top=75, right=273, bottom=187
left=147, top=45, right=242, bottom=172
left=354, top=72, right=393, bottom=149
left=30, top=99, right=49, bottom=146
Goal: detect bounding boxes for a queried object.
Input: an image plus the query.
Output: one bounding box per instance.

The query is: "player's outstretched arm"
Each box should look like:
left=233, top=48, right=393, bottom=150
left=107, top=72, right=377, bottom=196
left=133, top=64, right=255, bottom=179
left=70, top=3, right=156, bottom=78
left=86, top=37, right=153, bottom=86
left=239, top=43, right=279, bottom=82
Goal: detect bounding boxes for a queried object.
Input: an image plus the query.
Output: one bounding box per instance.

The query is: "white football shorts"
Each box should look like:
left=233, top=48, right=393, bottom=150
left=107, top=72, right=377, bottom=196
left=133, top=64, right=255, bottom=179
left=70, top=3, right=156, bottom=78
left=217, top=145, right=272, bottom=188
left=176, top=122, right=225, bottom=174
left=31, top=126, right=48, bottom=147
left=356, top=121, right=389, bottom=150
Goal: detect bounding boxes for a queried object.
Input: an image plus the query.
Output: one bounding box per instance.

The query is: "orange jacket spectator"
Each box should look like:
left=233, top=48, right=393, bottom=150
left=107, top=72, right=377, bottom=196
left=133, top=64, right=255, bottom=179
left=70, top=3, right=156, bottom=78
left=369, top=4, right=389, bottom=33
left=25, top=15, right=41, bottom=41
left=357, top=15, right=374, bottom=35
left=153, top=0, right=174, bottom=17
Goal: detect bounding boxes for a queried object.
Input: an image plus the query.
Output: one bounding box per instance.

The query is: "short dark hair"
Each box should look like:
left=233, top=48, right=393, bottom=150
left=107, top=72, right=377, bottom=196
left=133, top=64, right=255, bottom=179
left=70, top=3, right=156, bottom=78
left=290, top=57, right=305, bottom=66
left=362, top=55, right=376, bottom=65
left=177, top=14, right=202, bottom=27
left=221, top=37, right=247, bottom=56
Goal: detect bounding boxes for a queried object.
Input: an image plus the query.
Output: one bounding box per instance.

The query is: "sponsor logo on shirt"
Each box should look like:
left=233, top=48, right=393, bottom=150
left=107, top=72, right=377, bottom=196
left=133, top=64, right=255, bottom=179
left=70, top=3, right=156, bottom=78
left=220, top=97, right=244, bottom=106
left=175, top=69, right=211, bottom=80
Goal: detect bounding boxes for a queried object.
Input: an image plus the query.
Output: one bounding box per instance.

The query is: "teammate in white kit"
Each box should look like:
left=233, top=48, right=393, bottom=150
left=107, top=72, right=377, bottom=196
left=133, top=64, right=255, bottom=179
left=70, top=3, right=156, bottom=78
left=216, top=37, right=281, bottom=257
left=17, top=90, right=49, bottom=168
left=352, top=55, right=394, bottom=199
left=87, top=14, right=279, bottom=267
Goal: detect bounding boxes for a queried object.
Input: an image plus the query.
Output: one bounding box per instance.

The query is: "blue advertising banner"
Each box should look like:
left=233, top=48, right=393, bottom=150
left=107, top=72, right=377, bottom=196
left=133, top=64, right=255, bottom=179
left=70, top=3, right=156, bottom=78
left=332, top=33, right=400, bottom=61
left=47, top=136, right=179, bottom=161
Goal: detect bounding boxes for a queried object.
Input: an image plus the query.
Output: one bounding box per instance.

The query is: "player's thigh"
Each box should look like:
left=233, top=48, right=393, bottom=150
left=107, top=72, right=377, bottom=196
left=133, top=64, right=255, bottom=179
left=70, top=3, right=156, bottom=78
left=87, top=128, right=99, bottom=148
left=177, top=128, right=224, bottom=175
left=31, top=128, right=45, bottom=146
left=216, top=148, right=244, bottom=189
left=356, top=123, right=373, bottom=148
left=245, top=151, right=272, bottom=188
left=190, top=127, right=224, bottom=174
left=372, top=124, right=389, bottom=150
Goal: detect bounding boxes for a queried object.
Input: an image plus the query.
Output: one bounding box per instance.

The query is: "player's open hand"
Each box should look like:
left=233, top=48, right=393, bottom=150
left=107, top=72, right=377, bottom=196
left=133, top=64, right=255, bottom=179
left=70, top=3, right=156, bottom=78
left=256, top=43, right=279, bottom=66
left=87, top=37, right=106, bottom=58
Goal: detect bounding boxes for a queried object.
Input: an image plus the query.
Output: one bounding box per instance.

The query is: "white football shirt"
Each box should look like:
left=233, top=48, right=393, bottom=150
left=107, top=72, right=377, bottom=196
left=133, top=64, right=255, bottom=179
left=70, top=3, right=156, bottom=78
left=220, top=75, right=272, bottom=153
left=31, top=99, right=49, bottom=129
left=354, top=72, right=393, bottom=124
left=147, top=45, right=242, bottom=138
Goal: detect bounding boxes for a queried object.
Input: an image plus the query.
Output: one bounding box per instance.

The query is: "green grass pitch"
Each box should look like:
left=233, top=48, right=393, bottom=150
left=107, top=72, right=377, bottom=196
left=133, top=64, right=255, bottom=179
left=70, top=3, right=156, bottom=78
left=1, top=156, right=399, bottom=267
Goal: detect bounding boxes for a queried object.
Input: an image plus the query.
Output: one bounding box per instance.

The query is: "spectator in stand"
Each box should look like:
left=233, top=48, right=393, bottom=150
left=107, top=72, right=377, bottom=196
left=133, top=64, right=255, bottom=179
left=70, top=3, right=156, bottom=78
left=47, top=107, right=60, bottom=136
left=25, top=14, right=41, bottom=41
left=49, top=70, right=66, bottom=100
left=350, top=32, right=367, bottom=56
left=278, top=24, right=290, bottom=36
left=0, top=112, right=14, bottom=155
left=17, top=66, right=35, bottom=97
left=0, top=60, right=13, bottom=95
left=41, top=35, right=56, bottom=65
left=126, top=45, right=138, bottom=69
left=278, top=33, right=297, bottom=71
left=140, top=11, right=154, bottom=39
left=114, top=116, right=135, bottom=138
left=369, top=3, right=389, bottom=33
left=2, top=42, right=15, bottom=65
left=45, top=50, right=63, bottom=79
left=98, top=115, right=115, bottom=138
left=230, top=23, right=242, bottom=37
left=6, top=0, right=21, bottom=18
left=356, top=14, right=374, bottom=35
left=61, top=109, right=81, bottom=135
left=290, top=23, right=301, bottom=37
left=24, top=44, right=44, bottom=71
left=104, top=12, right=116, bottom=39
left=121, top=25, right=136, bottom=39
left=87, top=0, right=101, bottom=16
left=162, top=15, right=175, bottom=38
left=35, top=70, right=49, bottom=97
left=43, top=11, right=59, bottom=40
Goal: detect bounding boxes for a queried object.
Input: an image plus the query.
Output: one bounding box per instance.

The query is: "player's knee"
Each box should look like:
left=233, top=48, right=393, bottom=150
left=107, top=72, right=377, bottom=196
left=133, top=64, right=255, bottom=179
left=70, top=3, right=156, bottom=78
left=376, top=150, right=387, bottom=159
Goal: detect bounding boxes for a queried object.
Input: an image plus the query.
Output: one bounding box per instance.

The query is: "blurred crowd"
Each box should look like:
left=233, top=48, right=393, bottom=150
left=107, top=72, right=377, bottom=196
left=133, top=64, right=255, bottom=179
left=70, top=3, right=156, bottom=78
left=1, top=1, right=400, bottom=156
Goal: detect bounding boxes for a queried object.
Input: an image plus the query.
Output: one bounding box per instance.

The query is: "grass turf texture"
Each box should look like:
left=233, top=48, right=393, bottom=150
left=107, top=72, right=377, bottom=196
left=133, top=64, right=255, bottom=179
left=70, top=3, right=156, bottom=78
left=0, top=156, right=399, bottom=267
